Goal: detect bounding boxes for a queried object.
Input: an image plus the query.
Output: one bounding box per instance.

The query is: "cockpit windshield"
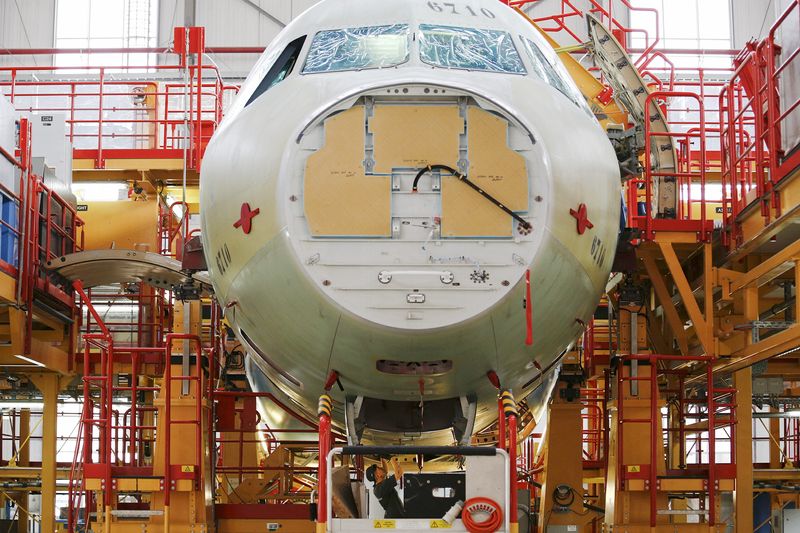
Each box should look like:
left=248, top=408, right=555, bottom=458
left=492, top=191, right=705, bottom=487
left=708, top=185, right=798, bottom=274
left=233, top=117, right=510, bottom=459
left=520, top=36, right=594, bottom=117
left=418, top=24, right=526, bottom=74
left=302, top=24, right=410, bottom=73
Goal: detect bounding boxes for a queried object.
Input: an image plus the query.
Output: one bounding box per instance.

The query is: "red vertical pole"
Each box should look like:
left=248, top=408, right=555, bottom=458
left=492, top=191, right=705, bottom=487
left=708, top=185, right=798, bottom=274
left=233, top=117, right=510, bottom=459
left=195, top=339, right=203, bottom=472
left=130, top=353, right=138, bottom=466
left=698, top=96, right=707, bottom=241
left=164, top=340, right=172, bottom=508
left=10, top=70, right=16, bottom=104
left=602, top=369, right=610, bottom=472
left=707, top=362, right=716, bottom=526
left=44, top=190, right=52, bottom=265
left=105, top=340, right=114, bottom=509
left=678, top=374, right=685, bottom=468
left=498, top=397, right=507, bottom=451
left=617, top=365, right=625, bottom=489
left=643, top=96, right=654, bottom=240
left=83, top=343, right=92, bottom=465
left=193, top=27, right=205, bottom=169
left=508, top=412, right=518, bottom=532
left=69, top=82, right=76, bottom=145
left=97, top=68, right=105, bottom=169
left=317, top=394, right=332, bottom=533
left=649, top=356, right=658, bottom=529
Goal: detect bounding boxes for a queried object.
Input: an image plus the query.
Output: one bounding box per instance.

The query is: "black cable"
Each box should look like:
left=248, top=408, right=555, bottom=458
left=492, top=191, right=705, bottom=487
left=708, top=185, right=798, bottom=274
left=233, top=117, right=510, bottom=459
left=552, top=485, right=575, bottom=508
left=583, top=502, right=605, bottom=514
left=412, top=164, right=457, bottom=191
left=412, top=164, right=532, bottom=231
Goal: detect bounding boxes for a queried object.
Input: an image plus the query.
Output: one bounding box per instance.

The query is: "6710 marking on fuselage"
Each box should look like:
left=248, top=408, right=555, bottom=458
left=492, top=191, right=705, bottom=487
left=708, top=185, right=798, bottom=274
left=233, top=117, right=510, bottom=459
left=591, top=236, right=607, bottom=268
left=427, top=1, right=496, bottom=18
left=215, top=243, right=232, bottom=276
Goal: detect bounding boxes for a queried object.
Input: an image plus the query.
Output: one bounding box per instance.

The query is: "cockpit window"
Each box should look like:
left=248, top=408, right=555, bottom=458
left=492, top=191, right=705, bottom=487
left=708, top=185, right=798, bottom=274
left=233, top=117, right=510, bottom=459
left=520, top=36, right=593, bottom=116
left=419, top=25, right=526, bottom=74
left=302, top=24, right=410, bottom=73
left=245, top=35, right=306, bottom=107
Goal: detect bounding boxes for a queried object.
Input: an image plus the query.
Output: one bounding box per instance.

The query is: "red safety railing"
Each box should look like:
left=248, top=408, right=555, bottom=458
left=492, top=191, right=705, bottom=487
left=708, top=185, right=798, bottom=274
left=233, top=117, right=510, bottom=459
left=71, top=279, right=207, bottom=528
left=160, top=200, right=191, bottom=260
left=163, top=334, right=205, bottom=506
left=616, top=354, right=736, bottom=529
left=626, top=90, right=716, bottom=241
left=68, top=278, right=324, bottom=528
left=581, top=382, right=607, bottom=469
left=765, top=1, right=800, bottom=184
left=719, top=1, right=799, bottom=249
left=507, top=0, right=659, bottom=59
left=77, top=284, right=174, bottom=350
left=0, top=28, right=239, bottom=170
left=212, top=390, right=328, bottom=505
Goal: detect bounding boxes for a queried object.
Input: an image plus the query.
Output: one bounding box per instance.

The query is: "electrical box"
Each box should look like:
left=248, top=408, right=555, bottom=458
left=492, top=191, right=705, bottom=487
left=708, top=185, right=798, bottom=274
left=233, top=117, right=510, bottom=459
left=784, top=508, right=800, bottom=531
left=29, top=112, right=74, bottom=200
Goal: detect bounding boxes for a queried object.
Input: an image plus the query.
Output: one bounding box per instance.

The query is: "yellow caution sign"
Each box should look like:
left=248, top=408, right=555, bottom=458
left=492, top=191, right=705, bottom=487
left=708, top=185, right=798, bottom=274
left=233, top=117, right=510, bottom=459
left=626, top=465, right=641, bottom=473
left=181, top=465, right=195, bottom=473
left=372, top=520, right=396, bottom=529
left=430, top=520, right=452, bottom=529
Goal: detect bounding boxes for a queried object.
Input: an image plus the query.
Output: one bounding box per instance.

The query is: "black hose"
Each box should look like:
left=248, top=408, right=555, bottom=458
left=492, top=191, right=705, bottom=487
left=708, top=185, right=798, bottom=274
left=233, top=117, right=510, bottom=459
left=412, top=164, right=460, bottom=192
left=583, top=502, right=605, bottom=514
left=412, top=164, right=532, bottom=231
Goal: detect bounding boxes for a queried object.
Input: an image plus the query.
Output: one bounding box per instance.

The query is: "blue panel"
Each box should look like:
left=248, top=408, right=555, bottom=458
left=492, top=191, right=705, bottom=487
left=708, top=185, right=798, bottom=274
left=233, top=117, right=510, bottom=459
left=0, top=193, right=19, bottom=268
left=753, top=492, right=772, bottom=532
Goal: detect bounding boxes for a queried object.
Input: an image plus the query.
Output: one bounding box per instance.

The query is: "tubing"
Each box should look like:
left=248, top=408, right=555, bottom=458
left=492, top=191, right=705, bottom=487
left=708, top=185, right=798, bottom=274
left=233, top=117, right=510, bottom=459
left=462, top=497, right=503, bottom=533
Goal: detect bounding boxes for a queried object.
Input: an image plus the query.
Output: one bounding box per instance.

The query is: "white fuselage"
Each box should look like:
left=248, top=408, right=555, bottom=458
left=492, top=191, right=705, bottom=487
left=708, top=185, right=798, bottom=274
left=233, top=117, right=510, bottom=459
left=200, top=0, right=620, bottom=442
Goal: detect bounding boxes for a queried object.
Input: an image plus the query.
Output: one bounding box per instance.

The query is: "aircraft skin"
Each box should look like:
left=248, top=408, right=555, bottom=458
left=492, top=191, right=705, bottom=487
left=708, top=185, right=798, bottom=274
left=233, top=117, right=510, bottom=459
left=200, top=0, right=620, bottom=443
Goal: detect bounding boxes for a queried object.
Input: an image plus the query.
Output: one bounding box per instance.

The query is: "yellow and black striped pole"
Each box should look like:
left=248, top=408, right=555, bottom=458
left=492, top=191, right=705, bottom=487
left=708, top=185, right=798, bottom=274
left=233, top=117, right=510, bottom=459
left=501, top=389, right=518, bottom=418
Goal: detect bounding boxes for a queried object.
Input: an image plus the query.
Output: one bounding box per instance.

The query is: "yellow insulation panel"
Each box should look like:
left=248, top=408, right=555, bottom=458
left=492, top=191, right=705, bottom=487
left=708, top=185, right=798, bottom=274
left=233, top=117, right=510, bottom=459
left=441, top=107, right=528, bottom=237
left=371, top=105, right=463, bottom=173
left=304, top=106, right=391, bottom=237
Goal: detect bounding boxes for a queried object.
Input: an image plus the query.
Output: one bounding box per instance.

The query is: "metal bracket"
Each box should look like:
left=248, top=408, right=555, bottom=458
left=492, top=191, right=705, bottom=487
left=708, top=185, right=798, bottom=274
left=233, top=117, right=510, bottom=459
left=344, top=395, right=365, bottom=446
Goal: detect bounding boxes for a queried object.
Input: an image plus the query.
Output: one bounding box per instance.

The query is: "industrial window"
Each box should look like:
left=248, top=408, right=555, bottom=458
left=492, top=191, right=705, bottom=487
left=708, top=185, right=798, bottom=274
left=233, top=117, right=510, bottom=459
left=55, top=0, right=159, bottom=68
left=245, top=36, right=307, bottom=107
left=520, top=37, right=592, bottom=116
left=629, top=0, right=731, bottom=68
left=302, top=24, right=410, bottom=74
left=418, top=25, right=526, bottom=74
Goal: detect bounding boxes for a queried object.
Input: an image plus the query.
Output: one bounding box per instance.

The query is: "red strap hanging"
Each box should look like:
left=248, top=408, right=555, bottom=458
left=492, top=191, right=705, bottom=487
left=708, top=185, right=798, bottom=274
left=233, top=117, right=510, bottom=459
left=525, top=269, right=533, bottom=345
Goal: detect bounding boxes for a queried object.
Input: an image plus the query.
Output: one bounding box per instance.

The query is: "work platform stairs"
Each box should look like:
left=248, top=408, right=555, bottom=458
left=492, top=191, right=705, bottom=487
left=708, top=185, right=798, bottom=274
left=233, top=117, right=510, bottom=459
left=608, top=356, right=737, bottom=529
left=68, top=324, right=209, bottom=528
left=64, top=280, right=207, bottom=531
left=65, top=277, right=325, bottom=532
left=68, top=331, right=208, bottom=532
